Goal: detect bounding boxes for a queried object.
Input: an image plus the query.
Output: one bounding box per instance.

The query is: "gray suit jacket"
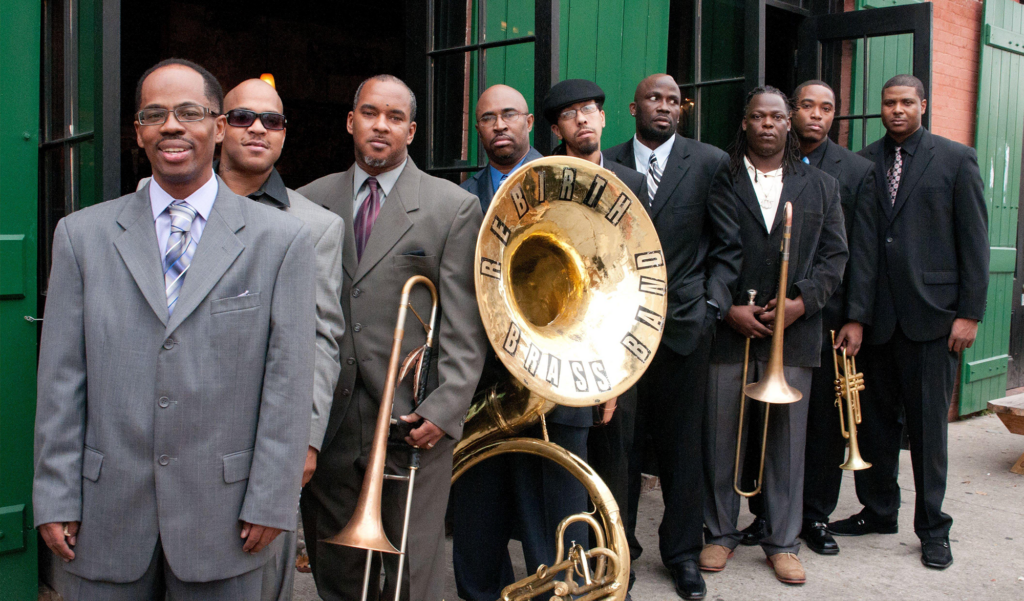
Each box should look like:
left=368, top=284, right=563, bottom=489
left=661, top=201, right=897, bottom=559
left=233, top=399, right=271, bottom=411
left=33, top=178, right=315, bottom=583
left=298, top=158, right=488, bottom=446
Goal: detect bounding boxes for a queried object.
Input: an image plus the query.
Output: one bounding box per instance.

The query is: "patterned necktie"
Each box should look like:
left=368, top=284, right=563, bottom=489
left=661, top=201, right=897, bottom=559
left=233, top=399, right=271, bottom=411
left=354, top=177, right=382, bottom=261
left=887, top=146, right=903, bottom=206
left=646, top=154, right=662, bottom=206
left=163, top=201, right=198, bottom=316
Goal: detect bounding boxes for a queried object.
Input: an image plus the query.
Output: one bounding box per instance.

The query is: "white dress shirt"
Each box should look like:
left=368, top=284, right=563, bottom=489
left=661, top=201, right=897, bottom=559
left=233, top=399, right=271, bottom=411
left=149, top=173, right=218, bottom=256
left=353, top=158, right=408, bottom=219
left=743, top=156, right=784, bottom=231
left=632, top=135, right=675, bottom=175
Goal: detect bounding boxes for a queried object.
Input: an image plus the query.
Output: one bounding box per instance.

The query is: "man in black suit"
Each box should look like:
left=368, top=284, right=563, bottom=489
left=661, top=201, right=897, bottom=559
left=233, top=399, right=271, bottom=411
left=605, top=74, right=742, bottom=600
left=702, top=86, right=847, bottom=586
left=544, top=79, right=646, bottom=598
left=452, top=84, right=583, bottom=601
left=829, top=74, right=988, bottom=571
left=784, top=80, right=879, bottom=556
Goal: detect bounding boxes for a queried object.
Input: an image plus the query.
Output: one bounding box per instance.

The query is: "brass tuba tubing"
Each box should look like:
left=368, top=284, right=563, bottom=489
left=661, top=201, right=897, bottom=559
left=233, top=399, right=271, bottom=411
left=323, top=275, right=439, bottom=601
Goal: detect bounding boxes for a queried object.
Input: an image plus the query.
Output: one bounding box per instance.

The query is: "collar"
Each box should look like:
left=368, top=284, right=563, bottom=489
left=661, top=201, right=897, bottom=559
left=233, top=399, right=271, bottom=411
left=488, top=152, right=531, bottom=194
left=632, top=135, right=675, bottom=171
left=885, top=126, right=925, bottom=156
left=743, top=155, right=783, bottom=178
left=149, top=172, right=218, bottom=221
left=803, top=137, right=829, bottom=168
left=247, top=167, right=290, bottom=208
left=353, top=158, right=407, bottom=198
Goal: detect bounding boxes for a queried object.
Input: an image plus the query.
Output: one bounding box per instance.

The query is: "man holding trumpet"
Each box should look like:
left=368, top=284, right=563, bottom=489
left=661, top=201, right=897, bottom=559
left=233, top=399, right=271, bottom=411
left=701, top=86, right=847, bottom=586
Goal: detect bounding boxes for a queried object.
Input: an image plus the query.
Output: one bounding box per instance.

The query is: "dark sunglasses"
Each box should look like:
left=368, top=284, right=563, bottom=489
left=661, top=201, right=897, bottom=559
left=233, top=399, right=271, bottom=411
left=225, top=109, right=287, bottom=131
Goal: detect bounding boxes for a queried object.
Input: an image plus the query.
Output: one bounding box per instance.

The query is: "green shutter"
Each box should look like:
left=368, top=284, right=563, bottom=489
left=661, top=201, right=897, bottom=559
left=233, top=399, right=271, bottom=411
left=959, top=0, right=1024, bottom=414
left=0, top=0, right=41, bottom=598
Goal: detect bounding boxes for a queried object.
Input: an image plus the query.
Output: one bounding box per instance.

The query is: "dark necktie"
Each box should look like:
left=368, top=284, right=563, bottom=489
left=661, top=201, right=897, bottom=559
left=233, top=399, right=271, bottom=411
left=354, top=177, right=381, bottom=261
left=887, top=146, right=903, bottom=206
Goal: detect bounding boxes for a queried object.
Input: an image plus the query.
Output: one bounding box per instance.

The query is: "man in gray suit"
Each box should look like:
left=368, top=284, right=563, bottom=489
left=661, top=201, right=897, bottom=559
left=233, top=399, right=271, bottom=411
left=298, top=74, right=488, bottom=601
left=216, top=78, right=345, bottom=601
left=33, top=58, right=315, bottom=600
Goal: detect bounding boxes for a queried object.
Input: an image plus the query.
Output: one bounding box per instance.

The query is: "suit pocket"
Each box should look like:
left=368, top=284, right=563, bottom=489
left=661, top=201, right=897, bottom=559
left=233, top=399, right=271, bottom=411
left=923, top=270, right=958, bottom=285
left=223, top=448, right=255, bottom=483
left=211, top=293, right=261, bottom=315
left=392, top=254, right=437, bottom=280
left=671, top=202, right=704, bottom=214
left=82, top=446, right=104, bottom=482
left=675, top=279, right=706, bottom=304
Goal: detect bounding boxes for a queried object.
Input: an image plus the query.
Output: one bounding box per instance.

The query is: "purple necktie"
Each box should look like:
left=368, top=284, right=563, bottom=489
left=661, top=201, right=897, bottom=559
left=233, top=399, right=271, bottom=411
left=354, top=177, right=381, bottom=261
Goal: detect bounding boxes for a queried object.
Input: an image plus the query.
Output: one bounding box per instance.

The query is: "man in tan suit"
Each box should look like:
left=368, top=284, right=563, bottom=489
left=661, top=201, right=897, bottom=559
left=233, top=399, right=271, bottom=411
left=298, top=74, right=488, bottom=601
left=215, top=78, right=345, bottom=601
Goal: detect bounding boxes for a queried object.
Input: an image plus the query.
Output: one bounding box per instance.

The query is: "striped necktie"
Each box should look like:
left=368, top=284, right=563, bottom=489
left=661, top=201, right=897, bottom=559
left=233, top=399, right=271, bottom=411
left=646, top=153, right=662, bottom=207
left=354, top=177, right=382, bottom=261
left=163, top=201, right=198, bottom=316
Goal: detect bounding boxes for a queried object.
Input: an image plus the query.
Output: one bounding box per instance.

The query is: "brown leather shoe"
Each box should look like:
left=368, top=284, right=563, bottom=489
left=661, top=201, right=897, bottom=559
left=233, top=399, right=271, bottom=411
left=698, top=544, right=734, bottom=572
left=766, top=553, right=806, bottom=584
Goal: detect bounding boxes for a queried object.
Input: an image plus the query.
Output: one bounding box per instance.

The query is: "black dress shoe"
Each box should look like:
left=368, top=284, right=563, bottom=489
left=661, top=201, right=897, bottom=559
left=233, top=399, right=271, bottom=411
left=921, top=537, right=953, bottom=569
left=800, top=521, right=840, bottom=555
left=669, top=560, right=707, bottom=600
left=827, top=512, right=898, bottom=536
left=739, top=516, right=766, bottom=546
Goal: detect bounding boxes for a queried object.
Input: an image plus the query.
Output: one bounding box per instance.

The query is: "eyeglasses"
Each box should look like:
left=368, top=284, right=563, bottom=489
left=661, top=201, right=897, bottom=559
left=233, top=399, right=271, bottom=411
left=225, top=109, right=288, bottom=131
left=136, top=104, right=217, bottom=126
left=558, top=103, right=599, bottom=122
left=478, top=110, right=526, bottom=126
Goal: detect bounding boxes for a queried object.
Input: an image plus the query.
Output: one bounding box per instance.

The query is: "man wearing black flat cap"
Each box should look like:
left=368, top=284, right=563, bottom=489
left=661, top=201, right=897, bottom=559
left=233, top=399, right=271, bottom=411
left=543, top=79, right=646, bottom=598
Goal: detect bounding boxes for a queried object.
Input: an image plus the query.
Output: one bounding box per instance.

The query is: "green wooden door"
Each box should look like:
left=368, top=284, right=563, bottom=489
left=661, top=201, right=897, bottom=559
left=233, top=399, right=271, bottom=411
left=0, top=1, right=41, bottom=598
left=959, top=0, right=1024, bottom=414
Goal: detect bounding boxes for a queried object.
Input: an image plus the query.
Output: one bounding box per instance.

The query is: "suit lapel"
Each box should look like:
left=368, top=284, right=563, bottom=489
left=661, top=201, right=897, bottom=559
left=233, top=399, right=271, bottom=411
left=165, top=180, right=245, bottom=335
left=352, top=162, right=417, bottom=284
left=891, top=130, right=934, bottom=222
left=337, top=171, right=358, bottom=281
left=822, top=139, right=846, bottom=186
left=864, top=142, right=893, bottom=221
left=734, top=170, right=767, bottom=232
left=651, top=135, right=691, bottom=219
left=477, top=169, right=495, bottom=211
left=775, top=168, right=807, bottom=233
left=113, top=186, right=169, bottom=326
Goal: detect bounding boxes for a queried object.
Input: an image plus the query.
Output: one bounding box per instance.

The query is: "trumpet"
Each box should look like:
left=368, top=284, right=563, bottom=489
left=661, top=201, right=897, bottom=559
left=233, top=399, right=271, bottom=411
left=831, top=330, right=870, bottom=471
left=733, top=202, right=803, bottom=497
left=323, top=275, right=439, bottom=601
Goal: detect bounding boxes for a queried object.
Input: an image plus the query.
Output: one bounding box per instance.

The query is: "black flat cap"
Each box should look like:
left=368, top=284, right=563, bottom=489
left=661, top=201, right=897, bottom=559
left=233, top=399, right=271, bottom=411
left=543, top=79, right=605, bottom=123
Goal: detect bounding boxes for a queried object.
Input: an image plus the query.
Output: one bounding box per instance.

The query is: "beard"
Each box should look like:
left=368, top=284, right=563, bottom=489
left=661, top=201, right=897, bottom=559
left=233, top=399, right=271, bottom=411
left=488, top=139, right=523, bottom=166
left=355, top=144, right=397, bottom=170
left=568, top=133, right=599, bottom=157
left=637, top=117, right=675, bottom=144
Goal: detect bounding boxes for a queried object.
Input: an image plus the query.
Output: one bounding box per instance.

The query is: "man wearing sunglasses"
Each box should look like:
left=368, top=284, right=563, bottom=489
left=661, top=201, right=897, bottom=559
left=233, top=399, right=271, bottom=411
left=215, top=78, right=346, bottom=601
left=34, top=58, right=315, bottom=600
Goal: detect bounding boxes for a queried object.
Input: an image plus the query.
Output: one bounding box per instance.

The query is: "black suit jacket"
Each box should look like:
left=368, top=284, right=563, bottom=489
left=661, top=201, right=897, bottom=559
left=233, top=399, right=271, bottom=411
left=811, top=138, right=879, bottom=331
left=711, top=160, right=848, bottom=367
left=606, top=134, right=743, bottom=357
left=461, top=147, right=545, bottom=213
left=857, top=128, right=988, bottom=344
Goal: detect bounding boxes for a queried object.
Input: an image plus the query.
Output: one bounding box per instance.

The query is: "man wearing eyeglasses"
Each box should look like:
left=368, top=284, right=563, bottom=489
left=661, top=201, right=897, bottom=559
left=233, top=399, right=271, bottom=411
left=34, top=58, right=315, bottom=600
left=213, top=78, right=346, bottom=601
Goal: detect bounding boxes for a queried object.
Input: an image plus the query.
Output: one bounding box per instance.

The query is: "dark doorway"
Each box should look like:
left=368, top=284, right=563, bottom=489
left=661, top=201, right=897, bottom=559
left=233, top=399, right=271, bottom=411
left=119, top=1, right=415, bottom=195
left=764, top=5, right=804, bottom=95
left=1008, top=143, right=1024, bottom=389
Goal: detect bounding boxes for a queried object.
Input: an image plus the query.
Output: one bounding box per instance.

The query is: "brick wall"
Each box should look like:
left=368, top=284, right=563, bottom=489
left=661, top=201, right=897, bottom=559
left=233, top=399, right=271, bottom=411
left=930, top=0, right=984, bottom=147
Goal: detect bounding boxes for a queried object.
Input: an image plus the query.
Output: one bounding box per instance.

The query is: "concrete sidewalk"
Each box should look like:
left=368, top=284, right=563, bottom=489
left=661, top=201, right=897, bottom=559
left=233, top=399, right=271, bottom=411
left=293, top=413, right=1024, bottom=600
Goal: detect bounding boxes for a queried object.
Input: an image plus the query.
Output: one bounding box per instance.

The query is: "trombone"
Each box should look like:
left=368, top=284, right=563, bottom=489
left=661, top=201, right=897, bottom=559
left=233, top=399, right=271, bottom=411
left=733, top=203, right=803, bottom=497
left=831, top=330, right=870, bottom=471
left=322, top=275, right=439, bottom=601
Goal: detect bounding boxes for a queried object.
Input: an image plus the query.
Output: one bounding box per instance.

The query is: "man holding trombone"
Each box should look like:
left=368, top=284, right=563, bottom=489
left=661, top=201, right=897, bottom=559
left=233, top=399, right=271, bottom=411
left=701, top=86, right=847, bottom=586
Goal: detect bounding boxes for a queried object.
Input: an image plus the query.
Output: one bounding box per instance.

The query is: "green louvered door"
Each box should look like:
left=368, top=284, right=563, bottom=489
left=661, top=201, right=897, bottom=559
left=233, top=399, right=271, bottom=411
left=960, top=0, right=1024, bottom=412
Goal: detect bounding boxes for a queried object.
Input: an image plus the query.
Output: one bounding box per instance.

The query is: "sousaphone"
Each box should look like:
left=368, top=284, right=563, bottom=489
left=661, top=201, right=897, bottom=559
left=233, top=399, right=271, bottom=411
left=454, top=156, right=667, bottom=601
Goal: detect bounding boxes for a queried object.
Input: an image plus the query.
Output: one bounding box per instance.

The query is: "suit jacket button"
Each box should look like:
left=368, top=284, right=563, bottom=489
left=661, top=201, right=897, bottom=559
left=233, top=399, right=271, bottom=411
left=353, top=323, right=361, bottom=332
left=342, top=388, right=351, bottom=396
left=347, top=357, right=356, bottom=365
left=886, top=236, right=894, bottom=243
left=158, top=454, right=170, bottom=466
left=163, top=338, right=174, bottom=350
left=352, top=288, right=361, bottom=298
left=158, top=396, right=170, bottom=408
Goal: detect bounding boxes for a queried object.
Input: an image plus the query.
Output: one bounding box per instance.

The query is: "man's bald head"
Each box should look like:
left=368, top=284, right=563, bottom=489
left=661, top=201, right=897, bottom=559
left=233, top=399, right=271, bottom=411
left=630, top=74, right=681, bottom=147
left=219, top=78, right=287, bottom=186
left=475, top=84, right=534, bottom=168
left=224, top=79, right=283, bottom=113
